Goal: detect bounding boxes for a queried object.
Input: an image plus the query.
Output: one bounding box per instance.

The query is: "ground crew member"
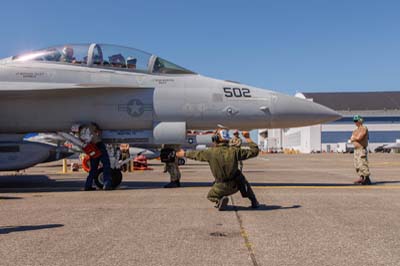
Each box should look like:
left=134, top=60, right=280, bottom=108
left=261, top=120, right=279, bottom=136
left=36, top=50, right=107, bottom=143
left=120, top=143, right=130, bottom=172
left=80, top=123, right=113, bottom=190
left=177, top=130, right=260, bottom=211
left=162, top=145, right=182, bottom=188
left=229, top=130, right=243, bottom=171
left=350, top=115, right=372, bottom=185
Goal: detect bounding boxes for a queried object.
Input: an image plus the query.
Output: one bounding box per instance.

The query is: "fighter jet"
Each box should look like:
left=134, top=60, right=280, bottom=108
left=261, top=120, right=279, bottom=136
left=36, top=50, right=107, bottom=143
left=0, top=43, right=340, bottom=183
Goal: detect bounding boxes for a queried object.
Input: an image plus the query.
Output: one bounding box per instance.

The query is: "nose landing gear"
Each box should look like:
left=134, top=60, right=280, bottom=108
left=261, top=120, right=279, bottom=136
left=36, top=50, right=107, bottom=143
left=94, top=167, right=123, bottom=189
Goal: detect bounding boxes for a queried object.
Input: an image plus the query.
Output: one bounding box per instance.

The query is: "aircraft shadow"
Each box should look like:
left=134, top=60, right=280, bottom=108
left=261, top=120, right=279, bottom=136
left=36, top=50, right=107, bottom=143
left=120, top=181, right=214, bottom=189
left=250, top=181, right=400, bottom=186
left=223, top=204, right=302, bottom=212
left=373, top=181, right=400, bottom=185
left=0, top=224, right=64, bottom=234
left=1, top=176, right=399, bottom=193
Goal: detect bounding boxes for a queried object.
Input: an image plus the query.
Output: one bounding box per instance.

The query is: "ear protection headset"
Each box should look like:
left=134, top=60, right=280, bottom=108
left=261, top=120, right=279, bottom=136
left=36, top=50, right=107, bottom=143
left=212, top=128, right=231, bottom=143
left=211, top=134, right=220, bottom=143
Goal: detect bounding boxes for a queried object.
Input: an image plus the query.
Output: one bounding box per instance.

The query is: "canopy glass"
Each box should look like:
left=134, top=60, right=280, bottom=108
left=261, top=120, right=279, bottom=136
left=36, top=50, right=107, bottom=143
left=13, top=43, right=196, bottom=74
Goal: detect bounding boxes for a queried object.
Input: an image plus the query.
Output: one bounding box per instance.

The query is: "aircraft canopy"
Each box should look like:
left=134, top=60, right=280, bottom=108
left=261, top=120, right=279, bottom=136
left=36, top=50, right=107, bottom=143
left=12, top=43, right=196, bottom=74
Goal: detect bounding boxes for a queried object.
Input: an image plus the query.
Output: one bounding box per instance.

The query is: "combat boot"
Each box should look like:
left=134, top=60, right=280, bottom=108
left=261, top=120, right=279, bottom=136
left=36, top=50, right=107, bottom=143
left=217, top=196, right=229, bottom=211
left=362, top=176, right=372, bottom=185
left=164, top=181, right=181, bottom=188
left=250, top=197, right=260, bottom=209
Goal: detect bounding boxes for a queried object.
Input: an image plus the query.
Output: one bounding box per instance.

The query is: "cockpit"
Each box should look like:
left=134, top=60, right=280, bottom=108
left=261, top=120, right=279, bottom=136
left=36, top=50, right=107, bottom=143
left=12, top=43, right=196, bottom=75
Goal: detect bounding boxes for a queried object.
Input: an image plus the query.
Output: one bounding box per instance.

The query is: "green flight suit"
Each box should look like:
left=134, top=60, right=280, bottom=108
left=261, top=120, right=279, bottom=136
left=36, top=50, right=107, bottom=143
left=186, top=141, right=259, bottom=203
left=164, top=157, right=181, bottom=182
left=162, top=144, right=181, bottom=182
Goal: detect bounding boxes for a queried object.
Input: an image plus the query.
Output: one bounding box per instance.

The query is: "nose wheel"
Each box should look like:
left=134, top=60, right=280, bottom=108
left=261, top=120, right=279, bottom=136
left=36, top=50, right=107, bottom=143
left=94, top=167, right=123, bottom=189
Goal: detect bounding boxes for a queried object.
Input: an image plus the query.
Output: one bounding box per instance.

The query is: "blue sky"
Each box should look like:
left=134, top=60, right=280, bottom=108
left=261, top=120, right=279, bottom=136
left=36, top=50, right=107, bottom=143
left=1, top=0, right=400, bottom=95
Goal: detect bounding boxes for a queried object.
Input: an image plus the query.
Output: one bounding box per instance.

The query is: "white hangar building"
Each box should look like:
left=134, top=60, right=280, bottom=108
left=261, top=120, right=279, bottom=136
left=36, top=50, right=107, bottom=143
left=260, top=91, right=400, bottom=153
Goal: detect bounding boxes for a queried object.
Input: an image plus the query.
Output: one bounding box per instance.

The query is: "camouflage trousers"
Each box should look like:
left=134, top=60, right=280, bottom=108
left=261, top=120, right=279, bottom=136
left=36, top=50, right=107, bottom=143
left=354, top=148, right=370, bottom=177
left=207, top=172, right=256, bottom=203
left=165, top=162, right=181, bottom=182
left=207, top=179, right=239, bottom=203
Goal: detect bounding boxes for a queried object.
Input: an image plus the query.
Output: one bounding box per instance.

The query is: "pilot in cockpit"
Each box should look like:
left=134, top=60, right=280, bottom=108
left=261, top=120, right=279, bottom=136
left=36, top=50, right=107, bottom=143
left=109, top=54, right=125, bottom=68
left=60, top=46, right=76, bottom=63
left=126, top=57, right=137, bottom=69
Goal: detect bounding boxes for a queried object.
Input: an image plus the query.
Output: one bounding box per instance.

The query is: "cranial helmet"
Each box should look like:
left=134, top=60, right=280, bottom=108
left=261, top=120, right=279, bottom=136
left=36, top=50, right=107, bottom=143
left=212, top=129, right=230, bottom=143
left=353, top=114, right=363, bottom=123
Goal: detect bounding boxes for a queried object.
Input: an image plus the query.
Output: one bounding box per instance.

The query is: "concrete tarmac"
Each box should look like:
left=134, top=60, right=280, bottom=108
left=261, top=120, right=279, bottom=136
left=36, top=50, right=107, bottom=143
left=1, top=153, right=400, bottom=266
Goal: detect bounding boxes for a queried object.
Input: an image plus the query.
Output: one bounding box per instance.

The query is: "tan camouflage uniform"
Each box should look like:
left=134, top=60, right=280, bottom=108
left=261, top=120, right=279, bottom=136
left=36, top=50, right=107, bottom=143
left=352, top=125, right=370, bottom=177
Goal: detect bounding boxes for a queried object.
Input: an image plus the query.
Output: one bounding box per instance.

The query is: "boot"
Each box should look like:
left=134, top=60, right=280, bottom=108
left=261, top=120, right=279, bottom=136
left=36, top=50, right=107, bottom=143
left=164, top=180, right=181, bottom=188
left=362, top=176, right=372, bottom=185
left=353, top=176, right=364, bottom=184
left=250, top=197, right=260, bottom=209
left=217, top=196, right=229, bottom=211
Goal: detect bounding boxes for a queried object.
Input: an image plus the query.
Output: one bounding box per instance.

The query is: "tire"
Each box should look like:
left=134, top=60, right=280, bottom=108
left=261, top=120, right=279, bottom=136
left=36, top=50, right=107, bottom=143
left=94, top=167, right=123, bottom=189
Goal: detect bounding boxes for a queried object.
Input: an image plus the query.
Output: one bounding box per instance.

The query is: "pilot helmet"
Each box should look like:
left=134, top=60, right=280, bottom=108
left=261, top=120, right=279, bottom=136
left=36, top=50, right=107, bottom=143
left=62, top=46, right=74, bottom=58
left=126, top=57, right=137, bottom=68
left=109, top=54, right=125, bottom=65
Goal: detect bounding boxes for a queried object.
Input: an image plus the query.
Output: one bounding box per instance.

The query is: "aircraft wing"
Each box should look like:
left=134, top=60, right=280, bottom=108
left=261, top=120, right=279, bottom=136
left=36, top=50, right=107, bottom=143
left=0, top=82, right=141, bottom=92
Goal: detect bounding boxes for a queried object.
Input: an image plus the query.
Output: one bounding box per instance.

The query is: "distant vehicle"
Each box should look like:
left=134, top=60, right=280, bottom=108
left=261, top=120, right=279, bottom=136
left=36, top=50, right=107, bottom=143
left=375, top=145, right=391, bottom=153
left=336, top=142, right=354, bottom=153
left=383, top=139, right=400, bottom=151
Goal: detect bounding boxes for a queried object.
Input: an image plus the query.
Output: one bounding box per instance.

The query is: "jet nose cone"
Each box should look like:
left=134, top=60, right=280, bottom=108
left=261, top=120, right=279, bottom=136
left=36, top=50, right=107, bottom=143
left=270, top=94, right=341, bottom=128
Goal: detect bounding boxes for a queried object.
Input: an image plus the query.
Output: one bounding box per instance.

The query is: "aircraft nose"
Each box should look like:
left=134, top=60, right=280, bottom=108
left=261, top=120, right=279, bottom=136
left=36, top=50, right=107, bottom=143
left=269, top=93, right=341, bottom=128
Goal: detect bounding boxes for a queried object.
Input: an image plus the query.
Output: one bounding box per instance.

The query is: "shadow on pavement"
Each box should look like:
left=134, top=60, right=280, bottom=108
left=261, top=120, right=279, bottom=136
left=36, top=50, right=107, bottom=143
left=251, top=181, right=400, bottom=186
left=373, top=181, right=400, bottom=185
left=1, top=175, right=399, bottom=193
left=0, top=175, right=84, bottom=193
left=0, top=196, right=23, bottom=200
left=227, top=204, right=302, bottom=212
left=0, top=176, right=214, bottom=193
left=0, top=224, right=64, bottom=234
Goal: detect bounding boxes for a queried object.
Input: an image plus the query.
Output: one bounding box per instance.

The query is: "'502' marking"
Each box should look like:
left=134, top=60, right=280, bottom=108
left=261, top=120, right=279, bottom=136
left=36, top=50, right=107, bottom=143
left=223, top=87, right=251, bottom=98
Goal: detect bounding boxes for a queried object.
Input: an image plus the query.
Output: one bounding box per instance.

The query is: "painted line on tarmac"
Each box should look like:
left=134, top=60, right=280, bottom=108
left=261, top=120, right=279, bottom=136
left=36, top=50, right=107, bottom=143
left=230, top=196, right=259, bottom=266
left=253, top=185, right=400, bottom=189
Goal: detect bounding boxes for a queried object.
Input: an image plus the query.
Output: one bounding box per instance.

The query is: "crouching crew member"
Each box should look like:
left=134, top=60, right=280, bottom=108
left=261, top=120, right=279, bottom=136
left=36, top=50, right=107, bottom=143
left=177, top=130, right=259, bottom=211
left=80, top=123, right=113, bottom=190
left=350, top=115, right=372, bottom=185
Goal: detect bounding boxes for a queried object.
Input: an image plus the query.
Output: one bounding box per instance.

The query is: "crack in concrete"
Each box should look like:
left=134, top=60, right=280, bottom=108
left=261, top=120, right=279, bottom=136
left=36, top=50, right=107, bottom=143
left=230, top=196, right=259, bottom=266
